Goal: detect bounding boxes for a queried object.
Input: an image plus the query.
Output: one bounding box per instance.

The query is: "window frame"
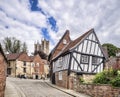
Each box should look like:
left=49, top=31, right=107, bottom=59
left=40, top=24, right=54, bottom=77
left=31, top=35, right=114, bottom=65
left=58, top=71, right=62, bottom=80
left=63, top=39, right=67, bottom=44
left=92, top=56, right=98, bottom=65
left=81, top=54, right=89, bottom=64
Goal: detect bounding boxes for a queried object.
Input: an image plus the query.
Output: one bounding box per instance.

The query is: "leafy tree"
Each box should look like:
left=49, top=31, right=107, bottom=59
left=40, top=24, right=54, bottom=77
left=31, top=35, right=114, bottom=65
left=102, top=43, right=119, bottom=57
left=22, top=42, right=28, bottom=53
left=3, top=37, right=28, bottom=53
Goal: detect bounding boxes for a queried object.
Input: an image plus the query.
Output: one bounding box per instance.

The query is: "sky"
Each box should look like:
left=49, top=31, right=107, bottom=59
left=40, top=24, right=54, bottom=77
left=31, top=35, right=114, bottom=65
left=0, top=0, right=120, bottom=55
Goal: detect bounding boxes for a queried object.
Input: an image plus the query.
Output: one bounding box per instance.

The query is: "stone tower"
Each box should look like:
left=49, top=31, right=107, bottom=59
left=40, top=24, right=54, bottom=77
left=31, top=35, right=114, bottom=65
left=34, top=39, right=49, bottom=55
left=41, top=39, right=49, bottom=55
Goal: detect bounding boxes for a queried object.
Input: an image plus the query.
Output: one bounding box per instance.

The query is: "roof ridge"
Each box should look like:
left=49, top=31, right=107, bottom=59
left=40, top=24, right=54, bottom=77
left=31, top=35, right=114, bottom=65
left=52, top=28, right=94, bottom=60
left=69, top=28, right=94, bottom=50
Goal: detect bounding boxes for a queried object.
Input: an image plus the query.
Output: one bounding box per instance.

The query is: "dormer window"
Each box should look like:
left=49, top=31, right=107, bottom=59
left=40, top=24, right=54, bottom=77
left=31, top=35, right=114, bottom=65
left=63, top=39, right=67, bottom=44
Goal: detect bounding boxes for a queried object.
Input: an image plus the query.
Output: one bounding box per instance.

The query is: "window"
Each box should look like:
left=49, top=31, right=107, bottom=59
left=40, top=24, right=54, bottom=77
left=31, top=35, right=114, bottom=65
left=23, top=68, right=26, bottom=73
left=36, top=63, right=39, bottom=67
left=58, top=71, right=62, bottom=80
left=81, top=55, right=89, bottom=63
left=92, top=57, right=98, bottom=64
left=23, top=61, right=26, bottom=66
left=63, top=39, right=67, bottom=44
left=57, top=57, right=62, bottom=68
left=32, top=63, right=34, bottom=67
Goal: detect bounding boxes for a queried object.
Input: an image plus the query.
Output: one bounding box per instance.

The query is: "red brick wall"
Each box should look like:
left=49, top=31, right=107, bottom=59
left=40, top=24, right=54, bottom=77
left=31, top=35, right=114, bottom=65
left=55, top=71, right=68, bottom=88
left=53, top=32, right=71, bottom=58
left=0, top=53, right=7, bottom=97
left=33, top=55, right=44, bottom=74
left=55, top=70, right=75, bottom=89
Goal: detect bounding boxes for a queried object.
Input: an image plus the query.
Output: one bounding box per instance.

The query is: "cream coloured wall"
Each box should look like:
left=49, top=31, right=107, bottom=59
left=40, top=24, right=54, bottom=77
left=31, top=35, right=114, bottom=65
left=16, top=60, right=31, bottom=77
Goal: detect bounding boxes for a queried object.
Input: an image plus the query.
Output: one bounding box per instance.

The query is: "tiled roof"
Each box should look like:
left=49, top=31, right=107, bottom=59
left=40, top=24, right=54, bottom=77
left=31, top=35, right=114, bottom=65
left=48, top=30, right=71, bottom=61
left=6, top=52, right=31, bottom=62
left=62, top=29, right=92, bottom=53
left=6, top=53, right=20, bottom=60
left=52, top=29, right=93, bottom=60
left=29, top=56, right=34, bottom=61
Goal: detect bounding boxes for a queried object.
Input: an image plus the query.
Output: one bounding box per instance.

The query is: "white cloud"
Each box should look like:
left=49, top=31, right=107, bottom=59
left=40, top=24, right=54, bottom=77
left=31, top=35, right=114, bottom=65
left=0, top=0, right=120, bottom=55
left=39, top=0, right=120, bottom=48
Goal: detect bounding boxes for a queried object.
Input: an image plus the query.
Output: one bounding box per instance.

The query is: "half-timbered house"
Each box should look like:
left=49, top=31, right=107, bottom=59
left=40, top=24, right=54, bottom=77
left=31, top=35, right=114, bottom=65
left=48, top=29, right=107, bottom=89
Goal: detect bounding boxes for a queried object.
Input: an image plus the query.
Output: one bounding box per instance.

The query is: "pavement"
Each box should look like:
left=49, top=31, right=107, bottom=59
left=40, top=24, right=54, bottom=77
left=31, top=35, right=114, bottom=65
left=5, top=78, right=25, bottom=97
left=44, top=79, right=90, bottom=97
left=5, top=78, right=90, bottom=97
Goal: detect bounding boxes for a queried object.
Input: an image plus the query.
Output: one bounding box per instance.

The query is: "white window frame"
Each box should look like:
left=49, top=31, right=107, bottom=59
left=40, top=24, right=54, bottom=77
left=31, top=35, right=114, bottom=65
left=57, top=57, right=62, bottom=68
left=63, top=39, right=67, bottom=44
left=58, top=71, right=62, bottom=80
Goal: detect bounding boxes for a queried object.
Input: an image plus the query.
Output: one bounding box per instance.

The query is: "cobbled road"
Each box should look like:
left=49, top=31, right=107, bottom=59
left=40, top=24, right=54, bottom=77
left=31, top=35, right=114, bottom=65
left=5, top=78, right=73, bottom=97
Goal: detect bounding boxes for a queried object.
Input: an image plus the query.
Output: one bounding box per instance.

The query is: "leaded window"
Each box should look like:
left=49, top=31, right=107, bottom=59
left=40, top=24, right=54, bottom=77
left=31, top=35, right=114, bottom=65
left=92, top=57, right=98, bottom=64
left=81, top=55, right=89, bottom=63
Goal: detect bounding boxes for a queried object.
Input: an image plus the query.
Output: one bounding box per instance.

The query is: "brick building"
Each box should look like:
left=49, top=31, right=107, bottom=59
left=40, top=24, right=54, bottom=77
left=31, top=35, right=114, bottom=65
left=49, top=29, right=107, bottom=89
left=30, top=54, right=49, bottom=79
left=0, top=44, right=7, bottom=97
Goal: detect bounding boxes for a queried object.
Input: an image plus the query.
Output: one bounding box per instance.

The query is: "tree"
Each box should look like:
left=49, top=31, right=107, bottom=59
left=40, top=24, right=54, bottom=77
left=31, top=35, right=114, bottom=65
left=102, top=43, right=119, bottom=57
left=3, top=37, right=28, bottom=53
left=22, top=42, right=28, bottom=53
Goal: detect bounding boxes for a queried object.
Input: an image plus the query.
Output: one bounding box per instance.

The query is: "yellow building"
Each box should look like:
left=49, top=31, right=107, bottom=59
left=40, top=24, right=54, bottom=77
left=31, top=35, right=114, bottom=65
left=7, top=52, right=31, bottom=77
left=7, top=52, right=49, bottom=79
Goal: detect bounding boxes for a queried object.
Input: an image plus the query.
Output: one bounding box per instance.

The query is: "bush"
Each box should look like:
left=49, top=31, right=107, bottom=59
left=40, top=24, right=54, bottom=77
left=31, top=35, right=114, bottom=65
left=93, top=71, right=110, bottom=84
left=93, top=69, right=119, bottom=87
left=110, top=76, right=120, bottom=87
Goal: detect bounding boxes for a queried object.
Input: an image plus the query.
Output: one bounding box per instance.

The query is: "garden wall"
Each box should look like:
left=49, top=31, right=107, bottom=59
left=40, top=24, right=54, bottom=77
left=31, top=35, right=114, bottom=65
left=76, top=84, right=120, bottom=97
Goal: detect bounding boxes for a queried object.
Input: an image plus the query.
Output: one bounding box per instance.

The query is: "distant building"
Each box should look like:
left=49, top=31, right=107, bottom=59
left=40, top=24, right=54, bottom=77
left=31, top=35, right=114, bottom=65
left=105, top=50, right=120, bottom=70
left=48, top=29, right=107, bottom=89
left=34, top=39, right=49, bottom=55
left=30, top=54, right=49, bottom=79
left=6, top=52, right=49, bottom=79
left=0, top=44, right=7, bottom=97
left=6, top=52, right=31, bottom=77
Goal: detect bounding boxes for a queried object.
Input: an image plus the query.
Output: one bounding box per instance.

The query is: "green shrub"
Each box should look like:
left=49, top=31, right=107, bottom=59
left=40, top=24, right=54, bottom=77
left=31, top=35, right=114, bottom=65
left=93, top=69, right=117, bottom=83
left=110, top=76, right=120, bottom=87
left=93, top=71, right=110, bottom=84
left=93, top=69, right=120, bottom=87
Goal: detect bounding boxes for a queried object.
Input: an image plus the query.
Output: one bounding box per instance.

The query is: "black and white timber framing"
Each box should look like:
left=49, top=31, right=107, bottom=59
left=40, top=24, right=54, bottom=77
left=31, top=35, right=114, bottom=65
left=51, top=29, right=106, bottom=75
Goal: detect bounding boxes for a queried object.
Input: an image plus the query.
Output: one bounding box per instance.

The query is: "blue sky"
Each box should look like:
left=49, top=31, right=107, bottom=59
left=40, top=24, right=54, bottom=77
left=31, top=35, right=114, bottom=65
left=0, top=0, right=120, bottom=54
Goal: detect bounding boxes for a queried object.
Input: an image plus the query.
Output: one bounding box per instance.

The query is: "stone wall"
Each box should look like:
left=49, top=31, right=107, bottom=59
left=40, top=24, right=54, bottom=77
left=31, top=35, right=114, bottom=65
left=0, top=52, right=7, bottom=97
left=76, top=84, right=120, bottom=97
